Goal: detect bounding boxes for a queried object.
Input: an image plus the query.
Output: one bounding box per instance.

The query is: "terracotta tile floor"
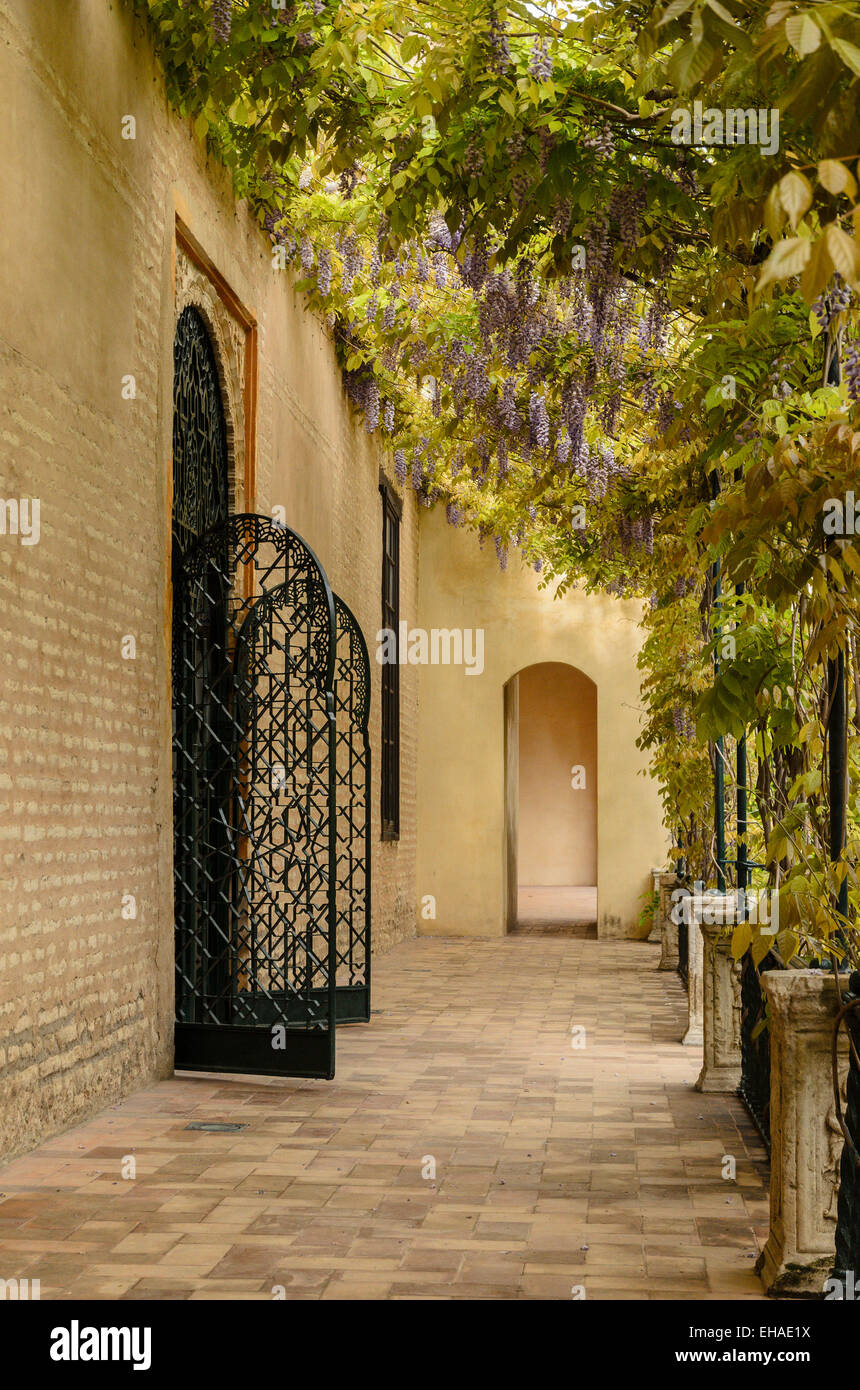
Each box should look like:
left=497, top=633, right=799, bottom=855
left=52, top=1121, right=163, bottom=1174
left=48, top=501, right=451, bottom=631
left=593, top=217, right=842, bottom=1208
left=0, top=935, right=770, bottom=1300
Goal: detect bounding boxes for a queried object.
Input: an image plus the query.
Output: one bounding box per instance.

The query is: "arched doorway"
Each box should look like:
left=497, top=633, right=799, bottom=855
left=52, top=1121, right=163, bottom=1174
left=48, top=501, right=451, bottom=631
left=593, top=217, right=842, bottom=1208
left=504, top=662, right=597, bottom=935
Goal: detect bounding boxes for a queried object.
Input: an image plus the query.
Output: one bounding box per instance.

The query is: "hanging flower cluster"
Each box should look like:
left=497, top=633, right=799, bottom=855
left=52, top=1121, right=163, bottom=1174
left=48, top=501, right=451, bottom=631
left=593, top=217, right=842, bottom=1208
left=259, top=155, right=681, bottom=582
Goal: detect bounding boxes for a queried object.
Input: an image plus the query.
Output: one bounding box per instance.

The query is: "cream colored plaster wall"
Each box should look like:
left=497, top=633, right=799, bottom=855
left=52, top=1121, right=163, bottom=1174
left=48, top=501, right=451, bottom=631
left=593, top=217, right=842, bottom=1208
left=415, top=509, right=668, bottom=939
left=517, top=662, right=597, bottom=887
left=0, top=0, right=416, bottom=1161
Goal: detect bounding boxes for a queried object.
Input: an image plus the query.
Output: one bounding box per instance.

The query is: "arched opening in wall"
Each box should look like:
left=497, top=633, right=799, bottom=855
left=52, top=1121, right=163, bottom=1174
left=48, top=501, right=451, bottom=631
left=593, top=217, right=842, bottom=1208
left=504, top=662, right=597, bottom=937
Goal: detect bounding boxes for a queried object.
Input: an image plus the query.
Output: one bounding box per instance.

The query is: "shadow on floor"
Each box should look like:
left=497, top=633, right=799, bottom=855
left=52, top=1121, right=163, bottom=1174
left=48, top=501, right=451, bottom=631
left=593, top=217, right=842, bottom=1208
left=512, top=884, right=598, bottom=938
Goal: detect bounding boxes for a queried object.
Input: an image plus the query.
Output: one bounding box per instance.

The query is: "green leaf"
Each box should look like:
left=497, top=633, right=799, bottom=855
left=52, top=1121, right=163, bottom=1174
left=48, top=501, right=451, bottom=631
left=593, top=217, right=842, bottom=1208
left=776, top=929, right=800, bottom=963
left=824, top=222, right=860, bottom=286
left=658, top=0, right=694, bottom=24
left=832, top=36, right=860, bottom=77
left=819, top=159, right=857, bottom=198
left=756, top=237, right=811, bottom=292
left=785, top=12, right=820, bottom=57
left=731, top=922, right=752, bottom=960
left=800, top=232, right=833, bottom=303
left=667, top=38, right=716, bottom=90
left=705, top=0, right=740, bottom=26
left=778, top=171, right=812, bottom=229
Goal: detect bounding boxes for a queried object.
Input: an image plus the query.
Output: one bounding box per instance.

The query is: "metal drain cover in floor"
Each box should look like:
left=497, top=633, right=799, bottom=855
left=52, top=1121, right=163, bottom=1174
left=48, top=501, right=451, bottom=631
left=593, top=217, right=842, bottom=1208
left=184, top=1122, right=247, bottom=1133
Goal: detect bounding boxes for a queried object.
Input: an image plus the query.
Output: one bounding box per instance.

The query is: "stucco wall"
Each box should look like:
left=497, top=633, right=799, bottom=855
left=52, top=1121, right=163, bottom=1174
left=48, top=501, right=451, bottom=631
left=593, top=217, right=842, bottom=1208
left=0, top=0, right=417, bottom=1161
left=415, top=509, right=668, bottom=939
left=517, top=662, right=597, bottom=887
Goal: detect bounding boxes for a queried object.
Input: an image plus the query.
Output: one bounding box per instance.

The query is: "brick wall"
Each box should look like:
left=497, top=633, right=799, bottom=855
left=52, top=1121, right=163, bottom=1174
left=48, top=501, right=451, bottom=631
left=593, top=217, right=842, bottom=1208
left=0, top=0, right=417, bottom=1161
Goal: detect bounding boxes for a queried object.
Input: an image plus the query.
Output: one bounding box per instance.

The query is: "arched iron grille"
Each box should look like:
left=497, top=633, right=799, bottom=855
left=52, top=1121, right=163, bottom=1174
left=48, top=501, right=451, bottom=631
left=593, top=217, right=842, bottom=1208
left=332, top=594, right=371, bottom=1023
left=172, top=307, right=229, bottom=557
left=173, top=514, right=341, bottom=1078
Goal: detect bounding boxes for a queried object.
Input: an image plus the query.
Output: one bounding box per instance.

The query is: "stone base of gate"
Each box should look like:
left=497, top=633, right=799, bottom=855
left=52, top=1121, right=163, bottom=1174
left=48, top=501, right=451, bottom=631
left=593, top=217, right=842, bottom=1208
left=756, top=970, right=849, bottom=1297
left=696, top=911, right=742, bottom=1092
left=658, top=872, right=680, bottom=970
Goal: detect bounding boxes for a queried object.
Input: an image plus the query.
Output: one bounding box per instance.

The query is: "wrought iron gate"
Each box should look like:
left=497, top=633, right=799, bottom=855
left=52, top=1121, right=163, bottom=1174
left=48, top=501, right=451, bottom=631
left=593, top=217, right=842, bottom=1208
left=832, top=972, right=860, bottom=1290
left=171, top=306, right=234, bottom=1058
left=677, top=918, right=689, bottom=990
left=738, top=951, right=778, bottom=1149
left=332, top=595, right=371, bottom=1022
left=172, top=514, right=372, bottom=1078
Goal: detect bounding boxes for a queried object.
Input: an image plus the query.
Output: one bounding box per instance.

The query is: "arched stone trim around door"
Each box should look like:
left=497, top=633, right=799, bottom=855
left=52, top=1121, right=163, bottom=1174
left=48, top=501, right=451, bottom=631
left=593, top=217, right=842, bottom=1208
left=173, top=220, right=258, bottom=517
left=174, top=247, right=245, bottom=516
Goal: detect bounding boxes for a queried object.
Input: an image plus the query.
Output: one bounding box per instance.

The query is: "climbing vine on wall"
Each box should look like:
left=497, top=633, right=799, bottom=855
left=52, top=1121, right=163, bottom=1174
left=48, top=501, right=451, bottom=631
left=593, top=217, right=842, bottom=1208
left=140, top=0, right=860, bottom=961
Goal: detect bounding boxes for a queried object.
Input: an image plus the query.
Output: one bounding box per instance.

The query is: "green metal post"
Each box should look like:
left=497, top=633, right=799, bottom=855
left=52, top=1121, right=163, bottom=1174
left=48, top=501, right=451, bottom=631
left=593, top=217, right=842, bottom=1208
left=828, top=649, right=849, bottom=923
left=711, top=472, right=726, bottom=891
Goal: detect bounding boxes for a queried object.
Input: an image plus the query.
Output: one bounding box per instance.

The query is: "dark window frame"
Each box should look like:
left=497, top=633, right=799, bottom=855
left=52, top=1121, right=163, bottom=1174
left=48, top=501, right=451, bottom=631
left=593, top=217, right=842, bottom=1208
left=380, top=480, right=401, bottom=841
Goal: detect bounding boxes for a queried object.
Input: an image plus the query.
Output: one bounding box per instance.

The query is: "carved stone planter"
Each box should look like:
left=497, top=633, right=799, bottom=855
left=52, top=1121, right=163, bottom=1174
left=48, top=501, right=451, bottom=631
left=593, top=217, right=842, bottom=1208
left=756, top=970, right=850, bottom=1297
left=657, top=872, right=680, bottom=971
left=696, top=912, right=741, bottom=1092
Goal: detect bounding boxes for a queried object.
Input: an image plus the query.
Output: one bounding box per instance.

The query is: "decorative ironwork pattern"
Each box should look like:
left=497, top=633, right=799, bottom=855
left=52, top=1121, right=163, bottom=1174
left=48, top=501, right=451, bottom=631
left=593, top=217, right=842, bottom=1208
left=738, top=951, right=779, bottom=1150
left=172, top=513, right=338, bottom=1078
left=833, top=975, right=860, bottom=1289
left=380, top=485, right=400, bottom=838
left=171, top=307, right=232, bottom=1062
left=677, top=919, right=689, bottom=990
left=332, top=594, right=371, bottom=1023
left=172, top=307, right=229, bottom=558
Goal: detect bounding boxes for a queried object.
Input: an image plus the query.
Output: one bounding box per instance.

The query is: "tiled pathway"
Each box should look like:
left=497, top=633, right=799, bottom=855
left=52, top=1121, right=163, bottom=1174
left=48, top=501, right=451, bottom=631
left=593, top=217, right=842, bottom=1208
left=0, top=935, right=769, bottom=1299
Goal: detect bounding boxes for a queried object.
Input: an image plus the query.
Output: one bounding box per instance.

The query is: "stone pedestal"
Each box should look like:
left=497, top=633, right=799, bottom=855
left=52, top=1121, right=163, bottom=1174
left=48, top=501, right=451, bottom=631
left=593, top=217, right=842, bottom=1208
left=648, top=867, right=666, bottom=943
left=658, top=872, right=680, bottom=971
left=696, top=913, right=742, bottom=1092
left=757, top=970, right=850, bottom=1297
left=681, top=894, right=725, bottom=1047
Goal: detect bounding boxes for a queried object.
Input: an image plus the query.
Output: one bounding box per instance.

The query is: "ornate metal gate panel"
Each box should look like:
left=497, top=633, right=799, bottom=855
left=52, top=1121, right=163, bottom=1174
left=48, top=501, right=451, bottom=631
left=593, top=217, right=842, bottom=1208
left=677, top=918, right=689, bottom=990
left=172, top=307, right=230, bottom=558
left=332, top=595, right=371, bottom=1023
left=171, top=305, right=233, bottom=1060
left=738, top=951, right=778, bottom=1149
left=172, top=514, right=338, bottom=1078
left=833, top=972, right=860, bottom=1289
